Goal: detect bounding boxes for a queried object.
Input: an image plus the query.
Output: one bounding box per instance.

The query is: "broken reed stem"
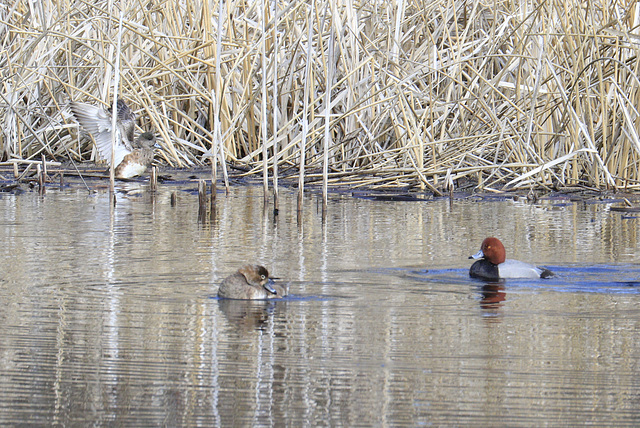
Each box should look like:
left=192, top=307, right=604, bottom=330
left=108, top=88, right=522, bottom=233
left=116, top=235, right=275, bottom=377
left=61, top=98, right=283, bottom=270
left=198, top=179, right=207, bottom=221
left=37, top=164, right=43, bottom=190
left=150, top=166, right=158, bottom=191
left=211, top=157, right=217, bottom=202
left=210, top=147, right=217, bottom=215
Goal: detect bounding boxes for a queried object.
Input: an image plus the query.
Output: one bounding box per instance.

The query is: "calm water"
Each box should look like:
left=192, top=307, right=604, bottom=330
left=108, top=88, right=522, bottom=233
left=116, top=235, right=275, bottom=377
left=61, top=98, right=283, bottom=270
left=0, top=181, right=639, bottom=426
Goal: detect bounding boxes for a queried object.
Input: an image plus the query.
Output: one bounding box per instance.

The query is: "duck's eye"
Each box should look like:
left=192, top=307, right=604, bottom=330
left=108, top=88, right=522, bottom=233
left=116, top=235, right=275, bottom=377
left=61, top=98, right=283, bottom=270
left=261, top=275, right=266, bottom=280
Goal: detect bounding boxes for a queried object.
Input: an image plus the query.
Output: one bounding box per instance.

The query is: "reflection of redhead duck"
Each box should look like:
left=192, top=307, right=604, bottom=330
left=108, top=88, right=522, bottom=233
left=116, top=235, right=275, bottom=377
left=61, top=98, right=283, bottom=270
left=469, top=237, right=554, bottom=280
left=217, top=265, right=287, bottom=299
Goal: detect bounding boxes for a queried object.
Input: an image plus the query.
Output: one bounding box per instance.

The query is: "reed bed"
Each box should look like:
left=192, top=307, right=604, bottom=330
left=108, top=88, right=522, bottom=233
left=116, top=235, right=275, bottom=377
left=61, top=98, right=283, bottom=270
left=2, top=0, right=640, bottom=192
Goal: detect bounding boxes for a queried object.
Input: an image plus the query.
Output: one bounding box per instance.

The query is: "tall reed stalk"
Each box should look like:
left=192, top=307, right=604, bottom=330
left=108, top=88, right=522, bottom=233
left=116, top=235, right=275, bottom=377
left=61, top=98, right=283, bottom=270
left=2, top=0, right=640, bottom=191
left=271, top=0, right=280, bottom=212
left=261, top=0, right=269, bottom=204
left=322, top=23, right=334, bottom=215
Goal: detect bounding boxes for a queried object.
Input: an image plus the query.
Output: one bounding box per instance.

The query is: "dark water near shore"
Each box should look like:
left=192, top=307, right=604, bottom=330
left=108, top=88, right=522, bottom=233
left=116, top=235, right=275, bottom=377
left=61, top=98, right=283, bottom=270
left=0, top=181, right=639, bottom=426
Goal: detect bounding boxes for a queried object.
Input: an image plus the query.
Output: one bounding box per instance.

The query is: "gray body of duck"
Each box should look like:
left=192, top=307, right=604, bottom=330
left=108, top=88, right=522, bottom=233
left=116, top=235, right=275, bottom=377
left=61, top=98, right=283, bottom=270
left=218, top=265, right=287, bottom=300
left=69, top=99, right=157, bottom=179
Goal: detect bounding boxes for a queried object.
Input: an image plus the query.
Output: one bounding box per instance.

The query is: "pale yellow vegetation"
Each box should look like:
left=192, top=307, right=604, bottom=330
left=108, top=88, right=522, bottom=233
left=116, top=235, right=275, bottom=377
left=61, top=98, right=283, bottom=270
left=2, top=0, right=640, bottom=191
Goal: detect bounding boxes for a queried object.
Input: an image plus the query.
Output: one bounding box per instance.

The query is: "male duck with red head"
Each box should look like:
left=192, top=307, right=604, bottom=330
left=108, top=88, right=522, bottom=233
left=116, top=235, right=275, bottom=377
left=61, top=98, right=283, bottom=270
left=469, top=237, right=554, bottom=280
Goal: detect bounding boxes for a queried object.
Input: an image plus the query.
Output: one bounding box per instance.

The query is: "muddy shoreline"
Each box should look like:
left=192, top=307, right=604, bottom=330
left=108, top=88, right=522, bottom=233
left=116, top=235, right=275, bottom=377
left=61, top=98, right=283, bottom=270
left=1, top=163, right=640, bottom=210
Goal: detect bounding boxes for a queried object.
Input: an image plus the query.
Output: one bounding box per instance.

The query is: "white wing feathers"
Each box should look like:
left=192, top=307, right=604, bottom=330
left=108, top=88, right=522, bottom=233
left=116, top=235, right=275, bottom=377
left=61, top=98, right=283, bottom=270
left=69, top=101, right=131, bottom=169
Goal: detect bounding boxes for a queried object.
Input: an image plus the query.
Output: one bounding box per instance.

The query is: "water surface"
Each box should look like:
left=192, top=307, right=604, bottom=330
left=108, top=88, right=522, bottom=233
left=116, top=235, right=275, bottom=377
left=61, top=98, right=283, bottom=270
left=0, top=182, right=639, bottom=426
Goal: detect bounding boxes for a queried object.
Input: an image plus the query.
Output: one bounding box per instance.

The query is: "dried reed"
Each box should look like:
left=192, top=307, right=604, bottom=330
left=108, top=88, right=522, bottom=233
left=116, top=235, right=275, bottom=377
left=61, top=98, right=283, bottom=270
left=2, top=0, right=640, bottom=192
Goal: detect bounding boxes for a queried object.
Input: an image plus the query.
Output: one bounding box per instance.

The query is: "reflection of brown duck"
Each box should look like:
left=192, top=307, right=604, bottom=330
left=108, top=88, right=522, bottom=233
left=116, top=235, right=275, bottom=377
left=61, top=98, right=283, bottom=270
left=218, top=299, right=274, bottom=330
left=218, top=265, right=287, bottom=300
left=69, top=99, right=158, bottom=178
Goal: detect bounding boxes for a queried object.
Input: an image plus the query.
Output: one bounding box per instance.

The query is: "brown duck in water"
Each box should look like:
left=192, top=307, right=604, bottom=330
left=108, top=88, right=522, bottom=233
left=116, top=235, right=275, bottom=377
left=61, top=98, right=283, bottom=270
left=218, top=265, right=287, bottom=300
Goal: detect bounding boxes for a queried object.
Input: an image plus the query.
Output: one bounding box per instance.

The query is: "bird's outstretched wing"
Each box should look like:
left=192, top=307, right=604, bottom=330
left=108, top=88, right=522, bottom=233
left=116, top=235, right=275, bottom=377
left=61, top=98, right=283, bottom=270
left=70, top=101, right=131, bottom=169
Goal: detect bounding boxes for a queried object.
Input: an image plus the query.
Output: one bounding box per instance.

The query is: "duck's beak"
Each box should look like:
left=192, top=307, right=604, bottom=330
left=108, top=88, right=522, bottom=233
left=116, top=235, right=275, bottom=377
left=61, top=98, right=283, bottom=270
left=469, top=249, right=484, bottom=260
left=263, top=278, right=277, bottom=295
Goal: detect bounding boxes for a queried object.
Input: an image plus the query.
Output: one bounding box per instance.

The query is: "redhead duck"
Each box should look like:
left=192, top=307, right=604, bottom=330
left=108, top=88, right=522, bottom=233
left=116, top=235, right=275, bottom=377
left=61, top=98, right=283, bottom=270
left=217, top=265, right=287, bottom=299
left=70, top=100, right=158, bottom=179
left=469, top=237, right=554, bottom=280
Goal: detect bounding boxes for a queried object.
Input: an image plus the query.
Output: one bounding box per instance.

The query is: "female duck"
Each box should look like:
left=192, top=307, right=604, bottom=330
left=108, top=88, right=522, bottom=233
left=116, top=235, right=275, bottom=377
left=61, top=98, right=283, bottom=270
left=469, top=237, right=554, bottom=280
left=70, top=100, right=158, bottom=179
left=218, top=265, right=287, bottom=299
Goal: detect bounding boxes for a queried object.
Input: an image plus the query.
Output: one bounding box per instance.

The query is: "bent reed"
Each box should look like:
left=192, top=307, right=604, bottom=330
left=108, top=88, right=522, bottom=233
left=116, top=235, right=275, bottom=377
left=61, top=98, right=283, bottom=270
left=2, top=0, right=640, bottom=192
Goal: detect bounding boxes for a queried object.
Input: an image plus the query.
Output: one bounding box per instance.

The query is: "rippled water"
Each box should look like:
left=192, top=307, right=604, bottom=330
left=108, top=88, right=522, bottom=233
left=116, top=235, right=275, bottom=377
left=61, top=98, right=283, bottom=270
left=0, top=181, right=639, bottom=426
